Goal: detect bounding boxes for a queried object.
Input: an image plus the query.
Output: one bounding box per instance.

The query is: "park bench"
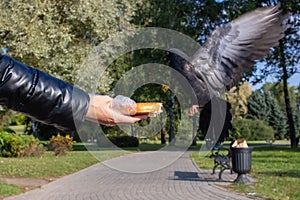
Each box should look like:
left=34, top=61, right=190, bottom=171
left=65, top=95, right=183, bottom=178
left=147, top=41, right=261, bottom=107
left=209, top=147, right=233, bottom=180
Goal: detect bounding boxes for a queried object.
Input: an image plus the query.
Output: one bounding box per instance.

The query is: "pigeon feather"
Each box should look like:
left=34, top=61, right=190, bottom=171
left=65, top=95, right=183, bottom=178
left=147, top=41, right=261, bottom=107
left=168, top=3, right=290, bottom=107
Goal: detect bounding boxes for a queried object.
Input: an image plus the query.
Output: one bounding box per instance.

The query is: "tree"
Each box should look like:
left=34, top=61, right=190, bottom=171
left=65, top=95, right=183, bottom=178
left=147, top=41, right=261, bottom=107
left=226, top=82, right=252, bottom=119
left=130, top=0, right=229, bottom=144
left=133, top=0, right=227, bottom=44
left=264, top=91, right=287, bottom=139
left=248, top=0, right=300, bottom=147
left=278, top=39, right=297, bottom=147
left=296, top=85, right=300, bottom=135
left=0, top=0, right=142, bottom=135
left=262, top=82, right=298, bottom=110
left=0, top=0, right=140, bottom=84
left=247, top=90, right=269, bottom=121
left=132, top=0, right=300, bottom=146
left=247, top=87, right=288, bottom=139
left=262, top=82, right=299, bottom=142
left=231, top=118, right=274, bottom=141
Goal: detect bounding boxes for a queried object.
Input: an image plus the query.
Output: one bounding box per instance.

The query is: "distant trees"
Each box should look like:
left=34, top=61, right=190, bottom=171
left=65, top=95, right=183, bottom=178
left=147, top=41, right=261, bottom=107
left=0, top=0, right=142, bottom=136
left=262, top=82, right=300, bottom=142
left=247, top=90, right=269, bottom=122
left=219, top=0, right=299, bottom=147
left=227, top=80, right=299, bottom=142
left=226, top=83, right=252, bottom=120
left=0, top=0, right=299, bottom=146
left=249, top=0, right=300, bottom=147
left=231, top=119, right=274, bottom=141
left=265, top=92, right=287, bottom=139
left=0, top=0, right=140, bottom=84
left=246, top=85, right=294, bottom=140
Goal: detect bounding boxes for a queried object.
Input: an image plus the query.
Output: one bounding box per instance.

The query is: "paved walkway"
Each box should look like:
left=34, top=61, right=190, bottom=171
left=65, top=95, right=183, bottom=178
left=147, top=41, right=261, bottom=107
left=5, top=151, right=261, bottom=200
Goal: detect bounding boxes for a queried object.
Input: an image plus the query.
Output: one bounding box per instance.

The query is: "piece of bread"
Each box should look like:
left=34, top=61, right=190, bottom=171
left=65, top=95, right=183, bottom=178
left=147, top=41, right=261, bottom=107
left=135, top=102, right=163, bottom=116
left=231, top=139, right=248, bottom=148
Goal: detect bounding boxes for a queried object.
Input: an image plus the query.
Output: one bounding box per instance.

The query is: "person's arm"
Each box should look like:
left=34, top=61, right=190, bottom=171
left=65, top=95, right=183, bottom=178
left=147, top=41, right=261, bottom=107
left=0, top=55, right=147, bottom=132
left=0, top=54, right=90, bottom=132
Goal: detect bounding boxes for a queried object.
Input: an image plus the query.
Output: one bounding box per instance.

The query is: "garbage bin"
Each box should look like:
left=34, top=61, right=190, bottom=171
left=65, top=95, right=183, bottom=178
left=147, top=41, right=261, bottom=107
left=231, top=147, right=253, bottom=184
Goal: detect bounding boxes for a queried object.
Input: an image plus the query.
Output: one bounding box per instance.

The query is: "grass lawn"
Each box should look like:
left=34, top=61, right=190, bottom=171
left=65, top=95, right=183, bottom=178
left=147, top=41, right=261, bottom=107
left=0, top=141, right=166, bottom=198
left=0, top=180, right=22, bottom=198
left=0, top=149, right=129, bottom=198
left=1, top=139, right=296, bottom=199
left=191, top=145, right=300, bottom=200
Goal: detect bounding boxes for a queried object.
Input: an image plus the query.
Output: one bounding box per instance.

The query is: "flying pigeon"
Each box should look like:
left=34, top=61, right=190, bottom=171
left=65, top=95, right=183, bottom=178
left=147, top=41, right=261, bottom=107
left=167, top=3, right=289, bottom=144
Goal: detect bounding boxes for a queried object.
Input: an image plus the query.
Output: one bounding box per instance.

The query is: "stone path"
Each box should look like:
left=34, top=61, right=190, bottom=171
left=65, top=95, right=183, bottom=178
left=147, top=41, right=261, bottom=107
left=5, top=151, right=261, bottom=200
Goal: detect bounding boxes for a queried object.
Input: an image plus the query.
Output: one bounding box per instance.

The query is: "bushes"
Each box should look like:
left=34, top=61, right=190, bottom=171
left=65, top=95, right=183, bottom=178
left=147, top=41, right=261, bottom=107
left=0, top=127, right=15, bottom=134
left=0, top=131, right=44, bottom=157
left=48, top=134, right=73, bottom=156
left=97, top=135, right=139, bottom=148
left=110, top=136, right=139, bottom=147
left=0, top=131, right=74, bottom=157
left=231, top=119, right=274, bottom=141
left=9, top=113, right=27, bottom=126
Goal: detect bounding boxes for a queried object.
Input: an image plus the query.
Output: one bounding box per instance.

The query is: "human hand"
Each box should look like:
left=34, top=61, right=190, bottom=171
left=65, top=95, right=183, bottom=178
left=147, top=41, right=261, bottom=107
left=85, top=95, right=148, bottom=126
left=188, top=105, right=200, bottom=117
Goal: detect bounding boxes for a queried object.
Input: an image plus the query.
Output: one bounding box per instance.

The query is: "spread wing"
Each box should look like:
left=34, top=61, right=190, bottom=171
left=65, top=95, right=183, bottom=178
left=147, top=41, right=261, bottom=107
left=168, top=48, right=212, bottom=106
left=192, top=3, right=289, bottom=90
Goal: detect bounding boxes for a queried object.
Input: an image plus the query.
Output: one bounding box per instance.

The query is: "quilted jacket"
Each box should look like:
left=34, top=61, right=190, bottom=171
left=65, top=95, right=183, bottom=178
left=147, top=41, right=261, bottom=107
left=0, top=54, right=90, bottom=132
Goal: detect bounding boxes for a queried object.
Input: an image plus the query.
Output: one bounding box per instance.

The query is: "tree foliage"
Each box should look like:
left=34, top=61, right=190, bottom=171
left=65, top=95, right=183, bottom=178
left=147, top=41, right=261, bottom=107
left=263, top=82, right=300, bottom=138
left=231, top=119, right=274, bottom=141
left=247, top=90, right=269, bottom=121
left=247, top=88, right=288, bottom=139
left=0, top=0, right=140, bottom=84
left=264, top=91, right=287, bottom=139
left=0, top=0, right=142, bottom=133
left=0, top=0, right=298, bottom=144
left=262, top=82, right=298, bottom=112
left=226, top=82, right=252, bottom=119
left=244, top=0, right=299, bottom=147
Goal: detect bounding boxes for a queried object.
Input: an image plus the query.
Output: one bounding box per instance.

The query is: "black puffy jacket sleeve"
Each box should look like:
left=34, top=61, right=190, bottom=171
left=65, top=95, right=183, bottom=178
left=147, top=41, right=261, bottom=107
left=0, top=54, right=90, bottom=132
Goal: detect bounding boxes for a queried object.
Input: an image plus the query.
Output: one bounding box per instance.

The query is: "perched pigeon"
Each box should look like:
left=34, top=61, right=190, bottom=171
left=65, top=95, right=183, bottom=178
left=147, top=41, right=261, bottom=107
left=167, top=4, right=289, bottom=144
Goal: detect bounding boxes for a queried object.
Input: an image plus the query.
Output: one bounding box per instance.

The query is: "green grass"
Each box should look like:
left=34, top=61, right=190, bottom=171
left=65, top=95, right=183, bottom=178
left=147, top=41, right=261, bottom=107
left=191, top=145, right=300, bottom=200
left=0, top=149, right=129, bottom=198
left=0, top=150, right=129, bottom=178
left=0, top=181, right=22, bottom=198
left=0, top=140, right=295, bottom=199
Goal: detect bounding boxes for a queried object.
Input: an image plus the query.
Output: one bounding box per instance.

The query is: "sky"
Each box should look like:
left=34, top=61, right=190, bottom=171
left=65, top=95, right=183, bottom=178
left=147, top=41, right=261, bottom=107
left=289, top=73, right=300, bottom=87
left=251, top=73, right=300, bottom=91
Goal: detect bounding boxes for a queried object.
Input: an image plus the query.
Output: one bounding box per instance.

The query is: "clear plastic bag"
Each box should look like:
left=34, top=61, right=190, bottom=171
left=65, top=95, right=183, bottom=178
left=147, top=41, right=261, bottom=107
left=112, top=95, right=136, bottom=115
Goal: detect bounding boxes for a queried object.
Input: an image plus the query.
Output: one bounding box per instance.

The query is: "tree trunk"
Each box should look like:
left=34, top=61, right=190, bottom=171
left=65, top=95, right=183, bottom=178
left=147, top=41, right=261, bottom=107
left=279, top=40, right=297, bottom=148
left=160, top=114, right=166, bottom=144
left=169, top=94, right=175, bottom=145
